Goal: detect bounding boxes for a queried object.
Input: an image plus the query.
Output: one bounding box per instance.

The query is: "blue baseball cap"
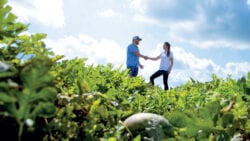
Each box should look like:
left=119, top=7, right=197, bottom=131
left=133, top=36, right=142, bottom=41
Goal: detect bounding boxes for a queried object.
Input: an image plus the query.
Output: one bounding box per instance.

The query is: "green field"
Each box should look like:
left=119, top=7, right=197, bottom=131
left=0, top=0, right=249, bottom=140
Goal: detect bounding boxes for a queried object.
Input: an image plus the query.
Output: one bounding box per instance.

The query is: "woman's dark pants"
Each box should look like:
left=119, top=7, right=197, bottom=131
left=150, top=70, right=169, bottom=90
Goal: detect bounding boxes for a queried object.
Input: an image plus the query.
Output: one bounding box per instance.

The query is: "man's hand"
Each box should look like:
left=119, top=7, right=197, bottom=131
left=168, top=70, right=171, bottom=75
left=139, top=64, right=144, bottom=69
left=143, top=56, right=149, bottom=60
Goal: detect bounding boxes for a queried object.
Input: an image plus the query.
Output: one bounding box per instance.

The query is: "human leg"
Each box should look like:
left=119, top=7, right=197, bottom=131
left=127, top=66, right=138, bottom=77
left=163, top=71, right=169, bottom=90
left=150, top=70, right=163, bottom=85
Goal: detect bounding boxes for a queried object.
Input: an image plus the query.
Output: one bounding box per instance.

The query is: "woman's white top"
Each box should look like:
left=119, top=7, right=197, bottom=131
left=159, top=51, right=173, bottom=71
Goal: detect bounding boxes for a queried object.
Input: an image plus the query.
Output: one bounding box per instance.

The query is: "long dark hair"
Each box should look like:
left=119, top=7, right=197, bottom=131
left=164, top=42, right=171, bottom=57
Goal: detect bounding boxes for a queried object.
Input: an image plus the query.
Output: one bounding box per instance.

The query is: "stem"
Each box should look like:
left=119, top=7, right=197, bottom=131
left=119, top=120, right=133, bottom=138
left=18, top=122, right=24, bottom=141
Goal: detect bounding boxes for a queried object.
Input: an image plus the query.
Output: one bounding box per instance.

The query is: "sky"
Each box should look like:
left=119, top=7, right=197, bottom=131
left=7, top=0, right=250, bottom=88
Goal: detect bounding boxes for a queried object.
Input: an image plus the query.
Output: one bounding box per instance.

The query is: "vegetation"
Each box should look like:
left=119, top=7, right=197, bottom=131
left=0, top=0, right=249, bottom=140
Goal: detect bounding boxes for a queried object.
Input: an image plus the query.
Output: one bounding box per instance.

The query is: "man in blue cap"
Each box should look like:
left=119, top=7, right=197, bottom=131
left=126, top=36, right=148, bottom=77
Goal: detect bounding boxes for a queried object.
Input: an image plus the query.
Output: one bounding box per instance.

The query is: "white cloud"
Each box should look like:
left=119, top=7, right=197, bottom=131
left=168, top=20, right=200, bottom=39
left=130, top=0, right=146, bottom=13
left=172, top=21, right=197, bottom=32
left=133, top=14, right=159, bottom=25
left=130, top=0, right=177, bottom=14
left=172, top=69, right=213, bottom=84
left=99, top=9, right=117, bottom=17
left=169, top=31, right=250, bottom=50
left=45, top=34, right=126, bottom=68
left=129, top=0, right=158, bottom=24
left=8, top=0, right=65, bottom=28
left=172, top=47, right=220, bottom=71
left=7, top=2, right=30, bottom=22
left=167, top=13, right=249, bottom=50
left=189, top=39, right=250, bottom=50
left=172, top=47, right=250, bottom=84
left=247, top=0, right=250, bottom=6
left=223, top=62, right=250, bottom=79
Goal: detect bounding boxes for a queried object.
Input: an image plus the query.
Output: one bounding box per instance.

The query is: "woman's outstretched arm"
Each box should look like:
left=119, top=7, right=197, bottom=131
left=148, top=55, right=160, bottom=61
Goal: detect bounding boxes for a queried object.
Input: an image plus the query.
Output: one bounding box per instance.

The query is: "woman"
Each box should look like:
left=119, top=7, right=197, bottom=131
left=148, top=42, right=174, bottom=90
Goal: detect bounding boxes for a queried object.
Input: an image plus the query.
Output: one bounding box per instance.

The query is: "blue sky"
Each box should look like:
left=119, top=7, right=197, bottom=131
left=8, top=0, right=250, bottom=88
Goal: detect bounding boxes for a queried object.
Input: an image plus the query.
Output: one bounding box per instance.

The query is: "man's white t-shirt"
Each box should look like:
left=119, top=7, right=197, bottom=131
left=159, top=51, right=173, bottom=71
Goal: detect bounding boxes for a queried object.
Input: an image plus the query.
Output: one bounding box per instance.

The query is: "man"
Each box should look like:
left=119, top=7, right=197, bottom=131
left=126, top=36, right=148, bottom=77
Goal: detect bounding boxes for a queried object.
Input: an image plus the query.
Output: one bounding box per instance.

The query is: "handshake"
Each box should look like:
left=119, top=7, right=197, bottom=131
left=139, top=55, right=158, bottom=69
left=141, top=54, right=159, bottom=61
left=142, top=55, right=150, bottom=60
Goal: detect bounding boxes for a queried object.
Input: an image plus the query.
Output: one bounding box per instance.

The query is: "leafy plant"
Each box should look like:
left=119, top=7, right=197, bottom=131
left=0, top=1, right=249, bottom=140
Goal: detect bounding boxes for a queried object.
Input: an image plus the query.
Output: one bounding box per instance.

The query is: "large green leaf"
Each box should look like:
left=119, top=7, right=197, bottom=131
left=221, top=113, right=234, bottom=128
left=198, top=101, right=221, bottom=125
left=0, top=0, right=7, bottom=7
left=31, top=102, right=56, bottom=118
left=37, top=87, right=57, bottom=101
left=0, top=92, right=16, bottom=103
left=21, top=57, right=54, bottom=90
